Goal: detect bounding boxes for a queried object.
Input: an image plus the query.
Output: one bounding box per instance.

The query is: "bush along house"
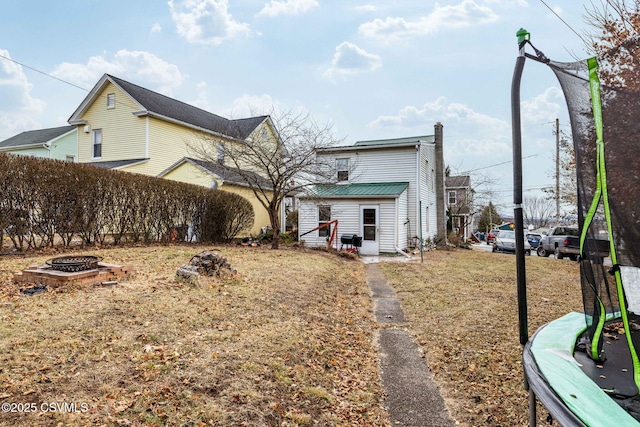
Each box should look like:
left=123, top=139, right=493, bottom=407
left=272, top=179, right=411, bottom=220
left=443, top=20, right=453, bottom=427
left=298, top=123, right=446, bottom=256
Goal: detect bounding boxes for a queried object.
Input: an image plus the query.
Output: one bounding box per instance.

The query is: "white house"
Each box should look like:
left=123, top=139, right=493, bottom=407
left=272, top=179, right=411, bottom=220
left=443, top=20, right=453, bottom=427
left=298, top=123, right=446, bottom=255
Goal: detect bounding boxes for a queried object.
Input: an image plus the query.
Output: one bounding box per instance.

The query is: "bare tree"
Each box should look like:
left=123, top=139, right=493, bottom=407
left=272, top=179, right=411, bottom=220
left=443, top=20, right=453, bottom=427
left=523, top=196, right=556, bottom=229
left=189, top=109, right=344, bottom=249
left=584, top=0, right=640, bottom=88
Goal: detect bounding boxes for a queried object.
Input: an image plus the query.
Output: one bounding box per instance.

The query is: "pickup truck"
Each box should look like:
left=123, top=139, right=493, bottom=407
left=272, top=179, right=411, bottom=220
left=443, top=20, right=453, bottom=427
left=537, top=226, right=609, bottom=261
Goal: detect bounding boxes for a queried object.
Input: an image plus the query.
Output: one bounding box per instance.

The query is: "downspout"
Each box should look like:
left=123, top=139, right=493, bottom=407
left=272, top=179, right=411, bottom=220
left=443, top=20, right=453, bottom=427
left=394, top=194, right=399, bottom=254
left=145, top=116, right=150, bottom=158
left=43, top=142, right=51, bottom=159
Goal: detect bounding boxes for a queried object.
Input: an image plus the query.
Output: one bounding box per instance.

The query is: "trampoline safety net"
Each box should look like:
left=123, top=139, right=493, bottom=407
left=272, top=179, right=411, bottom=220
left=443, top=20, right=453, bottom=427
left=548, top=38, right=640, bottom=401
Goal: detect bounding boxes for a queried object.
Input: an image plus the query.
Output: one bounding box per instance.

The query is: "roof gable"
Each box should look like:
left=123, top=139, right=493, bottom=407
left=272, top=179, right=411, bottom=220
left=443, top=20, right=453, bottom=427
left=0, top=125, right=76, bottom=150
left=68, top=74, right=268, bottom=140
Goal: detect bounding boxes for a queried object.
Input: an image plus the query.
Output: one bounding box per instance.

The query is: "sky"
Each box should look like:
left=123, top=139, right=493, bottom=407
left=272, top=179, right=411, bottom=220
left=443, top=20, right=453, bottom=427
left=0, top=1, right=601, bottom=214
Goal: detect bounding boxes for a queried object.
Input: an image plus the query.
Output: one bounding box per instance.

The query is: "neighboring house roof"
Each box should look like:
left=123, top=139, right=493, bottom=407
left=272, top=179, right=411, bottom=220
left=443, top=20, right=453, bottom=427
left=158, top=157, right=272, bottom=189
left=68, top=74, right=269, bottom=141
left=445, top=175, right=470, bottom=188
left=317, top=135, right=435, bottom=154
left=300, top=182, right=410, bottom=199
left=0, top=125, right=75, bottom=150
left=86, top=158, right=149, bottom=169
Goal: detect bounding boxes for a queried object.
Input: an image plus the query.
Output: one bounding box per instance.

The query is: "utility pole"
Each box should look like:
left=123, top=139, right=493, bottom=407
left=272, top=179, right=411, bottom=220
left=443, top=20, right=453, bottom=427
left=555, top=118, right=560, bottom=222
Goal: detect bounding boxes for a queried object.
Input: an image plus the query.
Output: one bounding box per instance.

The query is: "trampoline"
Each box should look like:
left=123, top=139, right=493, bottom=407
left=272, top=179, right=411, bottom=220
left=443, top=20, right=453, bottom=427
left=512, top=29, right=640, bottom=426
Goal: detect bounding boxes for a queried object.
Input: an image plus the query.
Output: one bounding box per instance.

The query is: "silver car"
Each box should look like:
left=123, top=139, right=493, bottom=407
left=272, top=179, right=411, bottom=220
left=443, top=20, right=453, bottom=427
left=493, top=230, right=531, bottom=255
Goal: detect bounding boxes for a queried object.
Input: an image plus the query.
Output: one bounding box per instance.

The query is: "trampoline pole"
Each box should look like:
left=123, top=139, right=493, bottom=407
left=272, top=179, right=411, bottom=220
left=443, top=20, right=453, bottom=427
left=528, top=386, right=537, bottom=426
left=513, top=28, right=535, bottom=427
left=512, top=30, right=528, bottom=347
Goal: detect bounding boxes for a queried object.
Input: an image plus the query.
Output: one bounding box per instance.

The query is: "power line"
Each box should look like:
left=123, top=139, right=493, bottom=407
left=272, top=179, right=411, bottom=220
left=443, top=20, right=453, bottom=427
left=0, top=52, right=90, bottom=93
left=461, top=153, right=541, bottom=174
left=538, top=0, right=590, bottom=46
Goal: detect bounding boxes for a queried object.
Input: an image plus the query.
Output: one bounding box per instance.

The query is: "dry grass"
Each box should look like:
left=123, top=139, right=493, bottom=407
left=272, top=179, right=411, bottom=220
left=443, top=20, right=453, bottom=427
left=0, top=244, right=388, bottom=426
left=378, top=248, right=583, bottom=427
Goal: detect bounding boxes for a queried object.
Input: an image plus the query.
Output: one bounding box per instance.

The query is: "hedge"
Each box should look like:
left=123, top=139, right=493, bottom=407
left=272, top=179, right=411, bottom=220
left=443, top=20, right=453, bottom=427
left=0, top=153, right=254, bottom=251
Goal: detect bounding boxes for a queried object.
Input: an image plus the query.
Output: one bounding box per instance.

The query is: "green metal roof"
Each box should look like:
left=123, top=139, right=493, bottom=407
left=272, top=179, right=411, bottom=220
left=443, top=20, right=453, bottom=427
left=303, top=182, right=409, bottom=198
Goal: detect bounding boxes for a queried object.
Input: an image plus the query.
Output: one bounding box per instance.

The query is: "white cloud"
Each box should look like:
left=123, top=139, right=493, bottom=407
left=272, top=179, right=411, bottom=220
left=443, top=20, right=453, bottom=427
left=322, top=42, right=382, bottom=80
left=168, top=0, right=250, bottom=46
left=368, top=97, right=511, bottom=158
left=521, top=87, right=564, bottom=125
left=190, top=81, right=211, bottom=110
left=51, top=50, right=184, bottom=96
left=353, top=5, right=377, bottom=12
left=258, top=0, right=319, bottom=17
left=151, top=23, right=162, bottom=34
left=358, top=0, right=498, bottom=43
left=0, top=49, right=46, bottom=139
left=224, top=94, right=280, bottom=118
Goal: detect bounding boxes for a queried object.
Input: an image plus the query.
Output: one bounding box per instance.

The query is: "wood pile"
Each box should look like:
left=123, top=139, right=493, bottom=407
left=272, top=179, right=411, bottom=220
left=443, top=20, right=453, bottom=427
left=176, top=250, right=235, bottom=281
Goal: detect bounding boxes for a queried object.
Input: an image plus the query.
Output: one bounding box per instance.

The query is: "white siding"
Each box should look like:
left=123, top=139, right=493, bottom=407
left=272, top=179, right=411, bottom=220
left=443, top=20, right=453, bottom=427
left=298, top=194, right=407, bottom=254
left=316, top=144, right=439, bottom=245
left=299, top=199, right=359, bottom=249
left=398, top=188, right=409, bottom=250
left=419, top=144, right=439, bottom=241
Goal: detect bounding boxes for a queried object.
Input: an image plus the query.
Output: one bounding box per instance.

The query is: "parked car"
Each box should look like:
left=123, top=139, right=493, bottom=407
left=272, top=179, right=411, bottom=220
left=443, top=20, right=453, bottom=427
left=493, top=230, right=531, bottom=255
left=486, top=229, right=501, bottom=245
left=537, top=226, right=609, bottom=261
left=526, top=233, right=542, bottom=249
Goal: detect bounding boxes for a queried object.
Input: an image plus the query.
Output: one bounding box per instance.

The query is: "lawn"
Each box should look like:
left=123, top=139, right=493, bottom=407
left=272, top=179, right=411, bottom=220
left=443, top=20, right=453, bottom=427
left=0, top=245, right=388, bottom=426
left=379, top=248, right=582, bottom=426
left=0, top=244, right=582, bottom=426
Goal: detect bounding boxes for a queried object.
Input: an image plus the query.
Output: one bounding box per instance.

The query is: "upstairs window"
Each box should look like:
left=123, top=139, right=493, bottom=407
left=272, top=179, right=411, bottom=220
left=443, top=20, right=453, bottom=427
left=107, top=93, right=115, bottom=109
left=336, top=158, right=349, bottom=182
left=448, top=190, right=457, bottom=205
left=92, top=129, right=102, bottom=158
left=318, top=205, right=331, bottom=237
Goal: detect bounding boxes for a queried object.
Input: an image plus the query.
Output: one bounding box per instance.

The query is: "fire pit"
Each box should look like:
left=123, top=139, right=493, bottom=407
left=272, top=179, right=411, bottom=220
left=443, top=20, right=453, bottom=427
left=46, top=255, right=103, bottom=272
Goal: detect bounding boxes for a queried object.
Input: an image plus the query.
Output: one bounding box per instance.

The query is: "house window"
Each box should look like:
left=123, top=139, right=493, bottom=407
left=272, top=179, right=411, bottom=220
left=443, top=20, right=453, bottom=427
left=92, top=129, right=102, bottom=158
left=217, top=143, right=225, bottom=164
left=448, top=191, right=457, bottom=205
left=336, top=158, right=349, bottom=182
left=65, top=155, right=75, bottom=162
left=318, top=205, right=331, bottom=237
left=107, top=93, right=115, bottom=109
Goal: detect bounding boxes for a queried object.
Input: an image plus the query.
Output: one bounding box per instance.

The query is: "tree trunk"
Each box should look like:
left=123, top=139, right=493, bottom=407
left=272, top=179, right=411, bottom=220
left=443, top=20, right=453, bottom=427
left=269, top=206, right=280, bottom=249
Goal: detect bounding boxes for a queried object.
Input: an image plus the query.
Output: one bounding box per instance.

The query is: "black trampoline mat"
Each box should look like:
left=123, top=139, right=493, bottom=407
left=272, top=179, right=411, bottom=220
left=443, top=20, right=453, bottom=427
left=574, top=325, right=639, bottom=397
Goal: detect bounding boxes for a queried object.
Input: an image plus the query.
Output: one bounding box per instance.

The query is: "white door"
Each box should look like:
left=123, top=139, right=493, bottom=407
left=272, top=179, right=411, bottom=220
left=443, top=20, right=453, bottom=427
left=360, top=205, right=379, bottom=255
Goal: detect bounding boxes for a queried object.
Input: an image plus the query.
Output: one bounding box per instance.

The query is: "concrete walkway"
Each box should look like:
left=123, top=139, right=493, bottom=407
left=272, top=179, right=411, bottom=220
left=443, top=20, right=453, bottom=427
left=366, top=263, right=455, bottom=427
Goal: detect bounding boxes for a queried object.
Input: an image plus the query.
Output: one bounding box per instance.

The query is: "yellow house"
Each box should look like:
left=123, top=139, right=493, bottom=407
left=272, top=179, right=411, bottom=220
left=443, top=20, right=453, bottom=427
left=67, top=73, right=278, bottom=235
left=158, top=157, right=274, bottom=235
